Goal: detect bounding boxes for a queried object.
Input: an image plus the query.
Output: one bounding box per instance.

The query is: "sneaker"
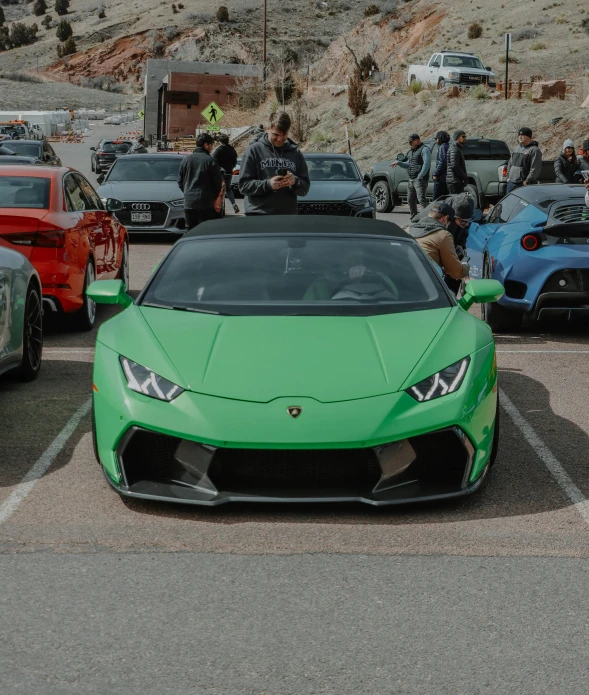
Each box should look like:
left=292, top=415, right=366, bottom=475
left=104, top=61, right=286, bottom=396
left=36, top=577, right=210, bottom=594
left=233, top=204, right=240, bottom=214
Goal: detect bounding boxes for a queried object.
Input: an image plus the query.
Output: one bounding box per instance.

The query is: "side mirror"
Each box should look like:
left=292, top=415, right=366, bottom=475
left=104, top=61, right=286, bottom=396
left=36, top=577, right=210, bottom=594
left=90, top=146, right=96, bottom=151
left=96, top=173, right=105, bottom=184
left=396, top=153, right=407, bottom=163
left=432, top=62, right=440, bottom=68
left=485, top=66, right=492, bottom=71
left=362, top=173, right=371, bottom=184
left=458, top=279, right=504, bottom=311
left=105, top=197, right=124, bottom=212
left=86, top=280, right=133, bottom=308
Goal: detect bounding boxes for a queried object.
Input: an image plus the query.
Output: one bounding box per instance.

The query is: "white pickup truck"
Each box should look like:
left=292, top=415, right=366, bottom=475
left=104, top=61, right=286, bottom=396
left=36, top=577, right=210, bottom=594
left=407, top=51, right=496, bottom=89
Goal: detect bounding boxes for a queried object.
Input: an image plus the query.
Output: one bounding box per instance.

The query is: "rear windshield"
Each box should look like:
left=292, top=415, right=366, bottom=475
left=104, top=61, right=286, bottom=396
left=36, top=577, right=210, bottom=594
left=106, top=157, right=181, bottom=181
left=1, top=142, right=41, bottom=158
left=101, top=141, right=131, bottom=153
left=0, top=176, right=50, bottom=208
left=0, top=125, right=26, bottom=135
left=306, top=157, right=360, bottom=182
left=141, top=235, right=452, bottom=317
left=463, top=140, right=510, bottom=160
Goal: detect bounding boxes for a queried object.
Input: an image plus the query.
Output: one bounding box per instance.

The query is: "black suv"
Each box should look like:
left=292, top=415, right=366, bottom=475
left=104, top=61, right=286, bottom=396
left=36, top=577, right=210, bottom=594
left=0, top=139, right=61, bottom=165
left=90, top=140, right=132, bottom=175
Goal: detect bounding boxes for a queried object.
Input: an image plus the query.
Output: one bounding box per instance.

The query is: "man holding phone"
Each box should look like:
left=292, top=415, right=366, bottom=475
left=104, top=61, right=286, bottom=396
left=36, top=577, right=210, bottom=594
left=239, top=112, right=310, bottom=215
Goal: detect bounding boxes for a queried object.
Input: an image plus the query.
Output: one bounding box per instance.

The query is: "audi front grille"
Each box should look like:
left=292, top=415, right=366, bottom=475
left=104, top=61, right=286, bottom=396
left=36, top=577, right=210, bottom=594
left=115, top=202, right=169, bottom=227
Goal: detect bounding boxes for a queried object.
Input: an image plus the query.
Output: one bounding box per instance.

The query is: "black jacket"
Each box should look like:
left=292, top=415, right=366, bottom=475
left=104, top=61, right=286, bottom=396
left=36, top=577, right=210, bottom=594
left=213, top=143, right=238, bottom=177
left=177, top=147, right=223, bottom=210
left=433, top=142, right=449, bottom=179
left=446, top=141, right=468, bottom=185
left=554, top=154, right=577, bottom=184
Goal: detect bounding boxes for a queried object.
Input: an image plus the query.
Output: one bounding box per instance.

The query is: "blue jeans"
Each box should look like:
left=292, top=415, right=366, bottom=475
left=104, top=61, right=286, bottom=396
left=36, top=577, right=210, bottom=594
left=507, top=182, right=523, bottom=193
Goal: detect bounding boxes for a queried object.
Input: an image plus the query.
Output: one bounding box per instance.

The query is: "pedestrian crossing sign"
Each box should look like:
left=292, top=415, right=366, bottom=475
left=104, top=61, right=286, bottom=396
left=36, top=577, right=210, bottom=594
left=201, top=101, right=225, bottom=126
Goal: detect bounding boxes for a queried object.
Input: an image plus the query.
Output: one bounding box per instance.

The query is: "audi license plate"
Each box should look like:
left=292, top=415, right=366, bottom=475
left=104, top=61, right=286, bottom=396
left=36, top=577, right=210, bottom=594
left=131, top=212, right=151, bottom=222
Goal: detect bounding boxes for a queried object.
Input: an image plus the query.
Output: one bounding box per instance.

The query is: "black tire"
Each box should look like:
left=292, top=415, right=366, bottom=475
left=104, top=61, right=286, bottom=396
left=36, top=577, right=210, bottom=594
left=117, top=242, right=129, bottom=290
left=73, top=259, right=97, bottom=331
left=372, top=180, right=394, bottom=213
left=91, top=158, right=95, bottom=173
left=19, top=284, right=43, bottom=382
left=481, top=258, right=522, bottom=332
left=438, top=78, right=446, bottom=89
left=490, top=397, right=500, bottom=466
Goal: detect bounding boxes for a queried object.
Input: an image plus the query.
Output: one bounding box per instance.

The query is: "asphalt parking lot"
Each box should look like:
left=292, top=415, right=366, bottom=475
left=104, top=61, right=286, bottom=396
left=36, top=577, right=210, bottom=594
left=2, top=124, right=589, bottom=694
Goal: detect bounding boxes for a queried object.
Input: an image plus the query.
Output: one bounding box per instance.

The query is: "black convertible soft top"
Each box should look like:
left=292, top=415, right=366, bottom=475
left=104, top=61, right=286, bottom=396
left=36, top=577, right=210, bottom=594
left=183, top=215, right=409, bottom=239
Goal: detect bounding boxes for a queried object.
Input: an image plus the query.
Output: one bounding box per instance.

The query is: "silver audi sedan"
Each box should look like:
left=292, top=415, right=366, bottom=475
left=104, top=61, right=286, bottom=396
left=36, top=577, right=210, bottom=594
left=0, top=246, right=43, bottom=381
left=96, top=154, right=186, bottom=235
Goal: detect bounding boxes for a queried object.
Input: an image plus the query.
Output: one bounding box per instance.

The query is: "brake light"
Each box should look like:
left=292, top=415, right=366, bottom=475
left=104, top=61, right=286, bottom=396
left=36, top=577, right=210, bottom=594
left=232, top=169, right=240, bottom=175
left=2, top=231, right=65, bottom=247
left=498, top=164, right=508, bottom=181
left=521, top=234, right=540, bottom=251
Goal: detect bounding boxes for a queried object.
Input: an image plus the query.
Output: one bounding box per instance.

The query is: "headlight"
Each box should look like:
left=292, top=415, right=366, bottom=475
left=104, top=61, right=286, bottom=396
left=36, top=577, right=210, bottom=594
left=448, top=71, right=460, bottom=81
left=348, top=196, right=372, bottom=209
left=120, top=356, right=184, bottom=402
left=169, top=199, right=184, bottom=207
left=407, top=357, right=470, bottom=402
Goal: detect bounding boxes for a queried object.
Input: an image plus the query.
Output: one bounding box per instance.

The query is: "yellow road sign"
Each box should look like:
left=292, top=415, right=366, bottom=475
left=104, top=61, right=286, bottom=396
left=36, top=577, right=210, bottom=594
left=201, top=101, right=225, bottom=126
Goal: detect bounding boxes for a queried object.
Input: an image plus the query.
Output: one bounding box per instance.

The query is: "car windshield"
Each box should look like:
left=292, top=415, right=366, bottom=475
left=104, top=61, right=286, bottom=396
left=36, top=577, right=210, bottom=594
left=443, top=55, right=485, bottom=69
left=0, top=176, right=50, bottom=208
left=101, top=141, right=131, bottom=153
left=1, top=142, right=40, bottom=157
left=306, top=158, right=360, bottom=182
left=0, top=125, right=26, bottom=135
left=106, top=157, right=181, bottom=181
left=141, top=235, right=451, bottom=317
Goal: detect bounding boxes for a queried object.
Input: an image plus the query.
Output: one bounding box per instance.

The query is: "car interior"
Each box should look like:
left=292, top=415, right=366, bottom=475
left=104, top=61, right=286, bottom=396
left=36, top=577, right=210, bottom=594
left=307, top=159, right=360, bottom=182
left=0, top=177, right=50, bottom=208
left=109, top=159, right=181, bottom=181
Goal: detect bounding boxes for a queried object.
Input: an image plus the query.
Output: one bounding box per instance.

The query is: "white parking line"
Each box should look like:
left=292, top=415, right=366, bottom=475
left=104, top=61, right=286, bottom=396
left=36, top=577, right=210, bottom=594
left=0, top=398, right=92, bottom=527
left=498, top=350, right=589, bottom=354
left=499, top=388, right=589, bottom=525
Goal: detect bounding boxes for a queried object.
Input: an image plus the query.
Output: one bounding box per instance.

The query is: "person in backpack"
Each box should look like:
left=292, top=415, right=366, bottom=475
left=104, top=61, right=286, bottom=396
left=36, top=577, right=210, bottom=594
left=432, top=130, right=450, bottom=200
left=213, top=133, right=240, bottom=214
left=554, top=139, right=577, bottom=184
left=177, top=133, right=223, bottom=229
left=446, top=130, right=468, bottom=194
left=507, top=127, right=542, bottom=192
left=389, top=133, right=431, bottom=221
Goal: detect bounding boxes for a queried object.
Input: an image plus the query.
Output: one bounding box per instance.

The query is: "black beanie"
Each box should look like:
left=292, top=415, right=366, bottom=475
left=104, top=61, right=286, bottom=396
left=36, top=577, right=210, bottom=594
left=453, top=129, right=466, bottom=140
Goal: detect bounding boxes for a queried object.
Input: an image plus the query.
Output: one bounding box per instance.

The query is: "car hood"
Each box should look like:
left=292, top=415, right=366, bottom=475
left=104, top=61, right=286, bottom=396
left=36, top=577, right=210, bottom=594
left=98, top=306, right=485, bottom=403
left=96, top=181, right=183, bottom=202
left=299, top=181, right=369, bottom=202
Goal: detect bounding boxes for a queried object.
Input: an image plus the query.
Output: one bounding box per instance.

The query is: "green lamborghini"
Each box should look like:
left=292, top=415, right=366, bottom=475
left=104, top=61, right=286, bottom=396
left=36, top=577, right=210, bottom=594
left=88, top=216, right=503, bottom=506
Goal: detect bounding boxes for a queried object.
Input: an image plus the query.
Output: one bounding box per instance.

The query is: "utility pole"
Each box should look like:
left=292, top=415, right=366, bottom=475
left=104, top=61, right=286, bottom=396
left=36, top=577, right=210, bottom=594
left=504, top=33, right=511, bottom=100
left=263, top=0, right=267, bottom=82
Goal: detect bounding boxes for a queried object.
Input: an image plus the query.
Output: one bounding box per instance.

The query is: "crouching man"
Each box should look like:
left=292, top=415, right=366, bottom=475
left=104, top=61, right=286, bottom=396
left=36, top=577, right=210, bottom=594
left=408, top=201, right=469, bottom=282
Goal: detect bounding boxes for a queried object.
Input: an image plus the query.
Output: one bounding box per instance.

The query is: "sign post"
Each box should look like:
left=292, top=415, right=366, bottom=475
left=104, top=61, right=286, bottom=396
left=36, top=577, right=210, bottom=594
left=504, top=33, right=511, bottom=100
left=201, top=101, right=225, bottom=132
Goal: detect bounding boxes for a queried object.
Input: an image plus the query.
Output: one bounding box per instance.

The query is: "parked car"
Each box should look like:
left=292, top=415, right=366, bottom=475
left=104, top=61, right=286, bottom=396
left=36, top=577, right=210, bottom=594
left=466, top=184, right=589, bottom=331
left=408, top=51, right=496, bottom=89
left=0, top=246, right=42, bottom=381
left=90, top=139, right=132, bottom=175
left=96, top=154, right=186, bottom=235
left=299, top=153, right=376, bottom=217
left=0, top=155, right=43, bottom=166
left=88, top=215, right=503, bottom=507
left=367, top=137, right=510, bottom=213
left=0, top=165, right=128, bottom=330
left=0, top=140, right=61, bottom=166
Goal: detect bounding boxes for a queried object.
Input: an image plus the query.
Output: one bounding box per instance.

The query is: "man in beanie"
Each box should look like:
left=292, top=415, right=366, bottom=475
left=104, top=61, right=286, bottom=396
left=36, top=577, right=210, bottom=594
left=578, top=140, right=589, bottom=174
left=407, top=201, right=469, bottom=282
left=390, top=133, right=431, bottom=221
left=446, top=130, right=468, bottom=195
left=128, top=136, right=148, bottom=155
left=554, top=139, right=577, bottom=184
left=507, top=127, right=542, bottom=192
left=432, top=130, right=450, bottom=200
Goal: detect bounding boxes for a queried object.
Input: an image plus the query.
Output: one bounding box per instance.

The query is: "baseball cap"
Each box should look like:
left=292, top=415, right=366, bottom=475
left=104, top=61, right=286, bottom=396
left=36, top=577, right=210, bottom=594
left=408, top=133, right=420, bottom=142
left=432, top=201, right=454, bottom=217
left=518, top=127, right=533, bottom=137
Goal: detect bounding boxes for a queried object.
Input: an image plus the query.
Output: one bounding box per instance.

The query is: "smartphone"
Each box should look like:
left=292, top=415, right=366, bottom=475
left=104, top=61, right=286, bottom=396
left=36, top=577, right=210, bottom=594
left=582, top=171, right=589, bottom=181
left=276, top=168, right=288, bottom=177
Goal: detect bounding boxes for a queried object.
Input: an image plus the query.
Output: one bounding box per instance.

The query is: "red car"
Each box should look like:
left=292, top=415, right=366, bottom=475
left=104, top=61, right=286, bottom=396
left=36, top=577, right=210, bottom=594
left=0, top=166, right=128, bottom=330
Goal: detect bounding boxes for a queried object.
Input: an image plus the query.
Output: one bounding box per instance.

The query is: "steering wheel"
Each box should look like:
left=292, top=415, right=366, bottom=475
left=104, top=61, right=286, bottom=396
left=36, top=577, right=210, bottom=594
left=329, top=270, right=399, bottom=301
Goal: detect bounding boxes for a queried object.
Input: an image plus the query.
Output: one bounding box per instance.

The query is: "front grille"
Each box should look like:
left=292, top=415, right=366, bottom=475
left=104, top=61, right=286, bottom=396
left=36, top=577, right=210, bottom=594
left=459, top=73, right=486, bottom=85
left=115, top=201, right=169, bottom=227
left=297, top=202, right=352, bottom=216
left=208, top=448, right=381, bottom=494
left=120, top=429, right=184, bottom=486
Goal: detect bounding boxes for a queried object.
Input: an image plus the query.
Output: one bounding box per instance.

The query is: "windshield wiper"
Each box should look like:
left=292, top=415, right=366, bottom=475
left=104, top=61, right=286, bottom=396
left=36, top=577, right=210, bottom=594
left=142, top=302, right=220, bottom=315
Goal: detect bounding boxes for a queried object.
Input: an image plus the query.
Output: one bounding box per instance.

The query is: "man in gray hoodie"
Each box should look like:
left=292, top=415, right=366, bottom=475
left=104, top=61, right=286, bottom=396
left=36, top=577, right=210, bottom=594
left=239, top=112, right=310, bottom=215
left=507, top=127, right=542, bottom=192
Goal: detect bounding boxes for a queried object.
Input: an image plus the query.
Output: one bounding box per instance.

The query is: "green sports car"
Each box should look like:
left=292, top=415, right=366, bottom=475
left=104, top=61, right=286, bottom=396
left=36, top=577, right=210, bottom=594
left=88, top=216, right=504, bottom=506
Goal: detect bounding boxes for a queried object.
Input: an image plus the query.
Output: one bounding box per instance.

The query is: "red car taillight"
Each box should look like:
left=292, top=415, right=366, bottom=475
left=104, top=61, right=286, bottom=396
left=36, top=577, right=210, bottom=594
left=521, top=234, right=540, bottom=251
left=2, top=230, right=65, bottom=247
left=232, top=169, right=240, bottom=175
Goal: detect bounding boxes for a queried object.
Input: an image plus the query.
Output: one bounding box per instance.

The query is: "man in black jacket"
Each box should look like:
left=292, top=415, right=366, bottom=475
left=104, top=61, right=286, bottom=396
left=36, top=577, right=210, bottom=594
left=213, top=134, right=240, bottom=214
left=177, top=133, right=223, bottom=230
left=447, top=130, right=468, bottom=194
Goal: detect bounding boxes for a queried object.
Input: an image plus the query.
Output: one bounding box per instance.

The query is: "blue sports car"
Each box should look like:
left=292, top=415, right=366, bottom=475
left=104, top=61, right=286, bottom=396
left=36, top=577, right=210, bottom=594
left=466, top=184, right=589, bottom=331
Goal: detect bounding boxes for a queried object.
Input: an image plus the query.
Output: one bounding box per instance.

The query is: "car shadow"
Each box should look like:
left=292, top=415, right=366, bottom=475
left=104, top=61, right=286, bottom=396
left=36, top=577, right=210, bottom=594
left=493, top=318, right=589, bottom=346
left=122, top=368, right=588, bottom=525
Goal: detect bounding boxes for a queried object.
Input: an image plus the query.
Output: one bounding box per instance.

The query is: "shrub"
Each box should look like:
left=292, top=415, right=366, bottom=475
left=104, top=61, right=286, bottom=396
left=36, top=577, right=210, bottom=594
left=33, top=0, right=46, bottom=14
left=62, top=34, right=75, bottom=53
left=381, top=0, right=398, bottom=14
left=55, top=18, right=72, bottom=40
left=98, top=8, right=105, bottom=17
left=0, top=69, right=43, bottom=81
left=531, top=41, right=546, bottom=50
left=54, top=0, right=68, bottom=14
left=10, top=21, right=38, bottom=46
left=582, top=17, right=589, bottom=33
left=274, top=69, right=297, bottom=105
left=41, top=13, right=51, bottom=26
left=364, top=3, right=380, bottom=16
left=216, top=5, right=228, bottom=22
left=469, top=84, right=488, bottom=99
left=407, top=78, right=423, bottom=94
left=164, top=25, right=179, bottom=39
left=177, top=2, right=183, bottom=7
left=512, top=26, right=541, bottom=41
left=0, top=25, right=9, bottom=50
left=172, top=3, right=177, bottom=12
left=0, top=7, right=4, bottom=25
left=468, top=21, right=483, bottom=39
left=498, top=54, right=519, bottom=63
left=359, top=53, right=378, bottom=80
left=348, top=67, right=368, bottom=117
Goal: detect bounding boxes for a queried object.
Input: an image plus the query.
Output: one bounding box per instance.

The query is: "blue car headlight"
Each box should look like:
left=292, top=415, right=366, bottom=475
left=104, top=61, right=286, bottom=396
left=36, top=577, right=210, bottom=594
left=120, top=356, right=184, bottom=402
left=348, top=195, right=373, bottom=209
left=407, top=357, right=470, bottom=402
